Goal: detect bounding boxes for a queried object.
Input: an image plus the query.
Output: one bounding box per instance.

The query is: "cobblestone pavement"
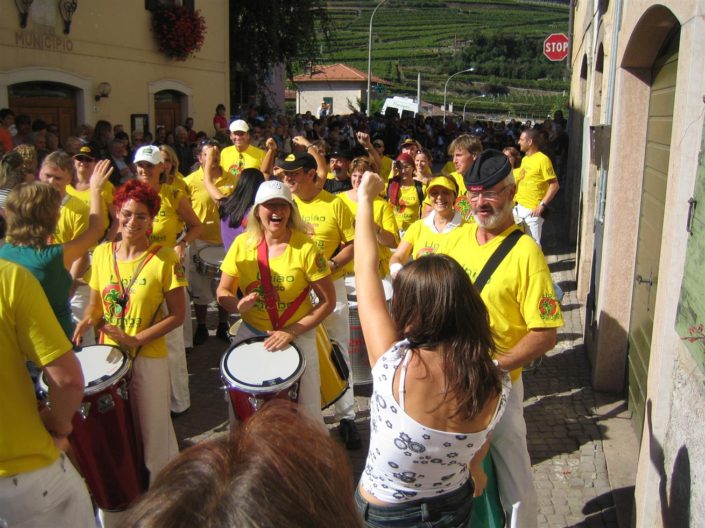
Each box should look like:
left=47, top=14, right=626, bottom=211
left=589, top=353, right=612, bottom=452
left=173, top=210, right=626, bottom=527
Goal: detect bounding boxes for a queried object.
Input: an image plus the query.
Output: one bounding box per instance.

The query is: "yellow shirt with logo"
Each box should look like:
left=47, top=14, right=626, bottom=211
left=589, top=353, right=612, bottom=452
left=294, top=190, right=355, bottom=281
left=0, top=260, right=72, bottom=477
left=402, top=214, right=470, bottom=259
left=89, top=243, right=187, bottom=358
left=184, top=167, right=236, bottom=245
left=387, top=183, right=423, bottom=233
left=380, top=155, right=393, bottom=180
left=150, top=183, right=186, bottom=248
left=220, top=230, right=330, bottom=331
left=338, top=192, right=399, bottom=277
left=514, top=151, right=556, bottom=209
left=220, top=144, right=265, bottom=181
left=66, top=181, right=114, bottom=234
left=53, top=195, right=88, bottom=244
left=169, top=171, right=188, bottom=196
left=448, top=223, right=563, bottom=381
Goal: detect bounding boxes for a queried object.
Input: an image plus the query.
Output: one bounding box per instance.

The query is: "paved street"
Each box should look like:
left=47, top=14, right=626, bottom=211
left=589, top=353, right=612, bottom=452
left=173, top=203, right=632, bottom=527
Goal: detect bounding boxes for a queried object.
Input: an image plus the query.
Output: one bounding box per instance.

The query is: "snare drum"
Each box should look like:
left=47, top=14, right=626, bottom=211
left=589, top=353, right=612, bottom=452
left=220, top=337, right=306, bottom=421
left=316, top=325, right=349, bottom=409
left=194, top=244, right=226, bottom=279
left=345, top=276, right=393, bottom=385
left=39, top=345, right=146, bottom=511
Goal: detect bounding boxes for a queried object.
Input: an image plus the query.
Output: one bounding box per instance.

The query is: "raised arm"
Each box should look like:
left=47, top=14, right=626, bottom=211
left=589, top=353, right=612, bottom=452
left=63, top=159, right=113, bottom=269
left=357, top=131, right=381, bottom=172
left=203, top=146, right=225, bottom=202
left=355, top=171, right=397, bottom=366
left=261, top=138, right=277, bottom=179
left=292, top=136, right=328, bottom=186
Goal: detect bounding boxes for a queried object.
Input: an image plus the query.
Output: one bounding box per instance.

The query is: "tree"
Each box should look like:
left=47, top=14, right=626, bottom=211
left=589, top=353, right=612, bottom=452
left=229, top=0, right=331, bottom=85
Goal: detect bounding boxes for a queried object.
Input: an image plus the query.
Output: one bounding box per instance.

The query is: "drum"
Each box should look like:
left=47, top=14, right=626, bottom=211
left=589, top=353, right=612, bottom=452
left=316, top=325, right=349, bottom=409
left=220, top=337, right=306, bottom=421
left=39, top=345, right=146, bottom=511
left=193, top=244, right=226, bottom=279
left=345, top=276, right=393, bottom=385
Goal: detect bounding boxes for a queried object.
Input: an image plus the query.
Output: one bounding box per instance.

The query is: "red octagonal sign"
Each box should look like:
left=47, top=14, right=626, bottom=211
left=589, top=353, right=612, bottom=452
left=544, top=33, right=569, bottom=61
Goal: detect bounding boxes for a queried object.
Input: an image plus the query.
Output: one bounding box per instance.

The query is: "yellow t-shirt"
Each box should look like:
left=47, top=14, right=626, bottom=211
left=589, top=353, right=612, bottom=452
left=294, top=190, right=355, bottom=281
left=447, top=170, right=467, bottom=196
left=338, top=192, right=399, bottom=277
left=89, top=243, right=187, bottom=358
left=150, top=183, right=186, bottom=248
left=402, top=213, right=470, bottom=259
left=0, top=260, right=72, bottom=477
left=66, top=181, right=114, bottom=234
left=184, top=167, right=236, bottom=245
left=448, top=223, right=563, bottom=381
left=380, top=155, right=393, bottom=180
left=386, top=183, right=423, bottom=233
left=441, top=160, right=455, bottom=177
left=514, top=151, right=556, bottom=209
left=220, top=144, right=265, bottom=181
left=169, top=171, right=188, bottom=196
left=54, top=195, right=88, bottom=244
left=220, top=230, right=330, bottom=331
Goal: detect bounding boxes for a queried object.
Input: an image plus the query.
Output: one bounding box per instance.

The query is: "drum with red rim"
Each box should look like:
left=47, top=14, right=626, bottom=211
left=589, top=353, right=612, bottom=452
left=39, top=345, right=146, bottom=511
left=220, top=337, right=306, bottom=421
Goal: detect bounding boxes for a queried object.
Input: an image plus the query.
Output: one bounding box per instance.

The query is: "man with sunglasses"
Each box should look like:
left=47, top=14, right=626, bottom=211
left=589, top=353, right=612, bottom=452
left=449, top=150, right=563, bottom=528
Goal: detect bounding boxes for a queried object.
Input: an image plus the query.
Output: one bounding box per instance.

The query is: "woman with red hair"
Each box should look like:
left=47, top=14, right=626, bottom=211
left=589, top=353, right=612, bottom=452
left=74, top=179, right=187, bottom=512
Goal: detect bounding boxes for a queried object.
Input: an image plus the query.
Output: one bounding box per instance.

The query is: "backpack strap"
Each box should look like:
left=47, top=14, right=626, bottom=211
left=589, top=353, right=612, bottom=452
left=474, top=229, right=523, bottom=293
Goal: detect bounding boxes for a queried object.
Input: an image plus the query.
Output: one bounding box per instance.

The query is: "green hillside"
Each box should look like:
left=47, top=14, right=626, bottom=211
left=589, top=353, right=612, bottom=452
left=314, top=0, right=570, bottom=118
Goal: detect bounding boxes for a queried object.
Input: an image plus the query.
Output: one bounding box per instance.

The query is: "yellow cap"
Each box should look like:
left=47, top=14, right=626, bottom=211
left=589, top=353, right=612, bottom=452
left=426, top=176, right=458, bottom=195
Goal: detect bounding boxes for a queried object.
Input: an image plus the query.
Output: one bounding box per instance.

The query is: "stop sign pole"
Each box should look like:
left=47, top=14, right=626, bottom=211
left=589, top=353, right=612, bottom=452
left=544, top=33, right=569, bottom=61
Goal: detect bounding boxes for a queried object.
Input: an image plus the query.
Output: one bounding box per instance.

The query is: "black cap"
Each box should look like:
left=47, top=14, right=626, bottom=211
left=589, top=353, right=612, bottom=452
left=464, top=149, right=511, bottom=190
left=328, top=149, right=353, bottom=161
left=278, top=152, right=317, bottom=171
left=73, top=143, right=97, bottom=160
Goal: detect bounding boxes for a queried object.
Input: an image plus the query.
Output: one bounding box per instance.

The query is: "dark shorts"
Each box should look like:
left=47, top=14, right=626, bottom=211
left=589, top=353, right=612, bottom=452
left=354, top=480, right=474, bottom=528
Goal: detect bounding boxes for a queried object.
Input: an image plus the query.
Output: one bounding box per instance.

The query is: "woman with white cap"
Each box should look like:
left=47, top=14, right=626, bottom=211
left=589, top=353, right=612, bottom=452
left=389, top=175, right=469, bottom=278
left=216, top=180, right=336, bottom=425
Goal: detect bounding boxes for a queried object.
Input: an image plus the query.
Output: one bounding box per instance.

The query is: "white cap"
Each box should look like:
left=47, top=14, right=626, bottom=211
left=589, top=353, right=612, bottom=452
left=254, top=180, right=294, bottom=206
left=229, top=119, right=250, bottom=133
left=133, top=145, right=163, bottom=165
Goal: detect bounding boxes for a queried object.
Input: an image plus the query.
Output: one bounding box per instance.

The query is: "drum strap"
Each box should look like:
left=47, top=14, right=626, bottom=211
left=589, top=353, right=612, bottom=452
left=111, top=243, right=162, bottom=329
left=256, top=239, right=310, bottom=330
left=473, top=229, right=523, bottom=293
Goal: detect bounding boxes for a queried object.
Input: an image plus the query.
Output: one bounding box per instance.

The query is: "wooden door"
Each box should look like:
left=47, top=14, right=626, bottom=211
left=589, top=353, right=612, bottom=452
left=9, top=96, right=77, bottom=146
left=154, top=91, right=182, bottom=134
left=627, top=45, right=678, bottom=438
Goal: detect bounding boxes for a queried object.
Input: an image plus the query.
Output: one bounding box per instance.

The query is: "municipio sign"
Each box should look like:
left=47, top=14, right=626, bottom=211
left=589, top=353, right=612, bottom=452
left=543, top=33, right=569, bottom=61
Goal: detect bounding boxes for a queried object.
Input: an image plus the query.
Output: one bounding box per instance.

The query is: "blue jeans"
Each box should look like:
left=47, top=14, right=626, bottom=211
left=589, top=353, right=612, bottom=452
left=355, top=480, right=474, bottom=528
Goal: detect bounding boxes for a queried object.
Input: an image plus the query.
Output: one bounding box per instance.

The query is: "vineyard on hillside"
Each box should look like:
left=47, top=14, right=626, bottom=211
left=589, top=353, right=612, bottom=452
left=308, top=0, right=571, bottom=119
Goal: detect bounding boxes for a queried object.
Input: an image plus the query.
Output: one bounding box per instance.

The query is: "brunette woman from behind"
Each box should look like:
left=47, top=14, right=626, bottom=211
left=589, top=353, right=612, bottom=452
left=353, top=171, right=511, bottom=527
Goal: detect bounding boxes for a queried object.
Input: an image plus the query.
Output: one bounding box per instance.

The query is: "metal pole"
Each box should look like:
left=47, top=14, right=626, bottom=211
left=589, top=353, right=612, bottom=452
left=367, top=0, right=388, bottom=117
left=462, top=94, right=486, bottom=121
left=443, top=67, right=474, bottom=124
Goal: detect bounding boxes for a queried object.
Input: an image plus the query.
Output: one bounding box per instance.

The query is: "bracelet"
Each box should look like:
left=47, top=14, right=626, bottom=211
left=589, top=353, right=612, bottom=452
left=306, top=144, right=315, bottom=151
left=540, top=201, right=546, bottom=207
left=390, top=262, right=403, bottom=276
left=329, top=259, right=338, bottom=270
left=492, top=358, right=508, bottom=372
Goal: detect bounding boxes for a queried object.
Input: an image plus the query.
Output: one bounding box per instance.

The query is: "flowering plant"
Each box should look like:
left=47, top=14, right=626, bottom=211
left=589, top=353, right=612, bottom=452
left=151, top=5, right=206, bottom=61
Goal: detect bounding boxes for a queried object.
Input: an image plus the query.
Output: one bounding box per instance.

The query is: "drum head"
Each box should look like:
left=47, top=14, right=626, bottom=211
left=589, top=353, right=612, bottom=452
left=198, top=245, right=226, bottom=265
left=221, top=338, right=304, bottom=393
left=345, top=276, right=393, bottom=304
left=38, top=345, right=129, bottom=396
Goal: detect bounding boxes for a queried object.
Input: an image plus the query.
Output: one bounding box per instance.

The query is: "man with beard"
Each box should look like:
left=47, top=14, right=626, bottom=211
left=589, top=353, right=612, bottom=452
left=448, top=149, right=563, bottom=528
left=219, top=119, right=265, bottom=182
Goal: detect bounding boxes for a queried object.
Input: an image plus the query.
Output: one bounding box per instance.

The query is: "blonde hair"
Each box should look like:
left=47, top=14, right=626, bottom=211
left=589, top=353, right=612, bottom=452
left=42, top=150, right=74, bottom=174
left=13, top=144, right=38, bottom=173
left=349, top=156, right=372, bottom=175
left=5, top=182, right=61, bottom=248
left=245, top=202, right=309, bottom=247
left=160, top=144, right=180, bottom=182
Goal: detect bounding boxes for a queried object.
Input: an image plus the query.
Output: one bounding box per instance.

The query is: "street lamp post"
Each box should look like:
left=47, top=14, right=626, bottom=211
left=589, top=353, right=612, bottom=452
left=443, top=67, right=475, bottom=124
left=366, top=0, right=388, bottom=117
left=462, top=94, right=486, bottom=121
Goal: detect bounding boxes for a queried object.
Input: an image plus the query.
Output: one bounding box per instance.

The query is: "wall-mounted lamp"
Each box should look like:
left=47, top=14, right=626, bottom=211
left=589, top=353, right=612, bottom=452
left=59, top=0, right=78, bottom=35
left=95, top=82, right=112, bottom=102
left=15, top=0, right=34, bottom=28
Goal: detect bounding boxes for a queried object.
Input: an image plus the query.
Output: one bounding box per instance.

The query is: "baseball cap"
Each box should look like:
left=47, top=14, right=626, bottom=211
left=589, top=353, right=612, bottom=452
left=133, top=145, right=164, bottom=165
left=427, top=176, right=458, bottom=195
left=328, top=149, right=353, bottom=161
left=278, top=152, right=317, bottom=171
left=73, top=144, right=97, bottom=160
left=400, top=138, right=420, bottom=149
left=254, top=180, right=294, bottom=206
left=464, top=149, right=511, bottom=190
left=229, top=119, right=250, bottom=133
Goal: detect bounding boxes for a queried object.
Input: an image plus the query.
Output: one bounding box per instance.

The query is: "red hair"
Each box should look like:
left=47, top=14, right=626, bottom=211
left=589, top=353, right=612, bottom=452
left=113, top=179, right=161, bottom=217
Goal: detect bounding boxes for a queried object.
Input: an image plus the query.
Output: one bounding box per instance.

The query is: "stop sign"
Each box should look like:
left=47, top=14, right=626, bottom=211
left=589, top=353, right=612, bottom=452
left=544, top=33, right=569, bottom=61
